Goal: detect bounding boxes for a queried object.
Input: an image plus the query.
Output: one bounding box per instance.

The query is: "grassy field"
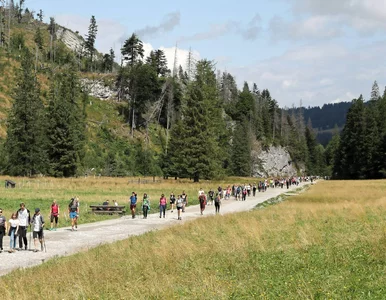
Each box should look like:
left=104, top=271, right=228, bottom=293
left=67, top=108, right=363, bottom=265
left=2, top=180, right=386, bottom=299
left=0, top=176, right=254, bottom=226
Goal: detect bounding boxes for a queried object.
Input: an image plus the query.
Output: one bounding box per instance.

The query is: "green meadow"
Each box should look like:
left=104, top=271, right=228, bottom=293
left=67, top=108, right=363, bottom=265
left=1, top=180, right=386, bottom=299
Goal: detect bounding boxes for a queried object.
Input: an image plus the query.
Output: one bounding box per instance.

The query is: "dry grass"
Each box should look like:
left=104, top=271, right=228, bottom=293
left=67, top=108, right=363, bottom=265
left=2, top=180, right=386, bottom=299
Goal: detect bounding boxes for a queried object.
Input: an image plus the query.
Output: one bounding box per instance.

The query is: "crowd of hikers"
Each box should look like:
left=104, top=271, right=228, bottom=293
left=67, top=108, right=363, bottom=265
left=0, top=197, right=80, bottom=253
left=0, top=176, right=314, bottom=254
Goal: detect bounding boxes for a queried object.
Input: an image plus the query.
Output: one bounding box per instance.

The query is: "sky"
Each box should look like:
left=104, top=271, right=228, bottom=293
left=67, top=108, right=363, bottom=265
left=23, top=0, right=386, bottom=108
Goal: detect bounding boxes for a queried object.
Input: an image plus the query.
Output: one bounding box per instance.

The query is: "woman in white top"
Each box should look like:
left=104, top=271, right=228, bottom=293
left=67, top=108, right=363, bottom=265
left=8, top=213, right=19, bottom=253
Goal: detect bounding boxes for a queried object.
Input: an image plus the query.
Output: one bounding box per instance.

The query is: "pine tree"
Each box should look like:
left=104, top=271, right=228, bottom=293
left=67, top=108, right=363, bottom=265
left=84, top=15, right=97, bottom=70
left=5, top=48, right=47, bottom=176
left=34, top=26, right=43, bottom=50
left=370, top=80, right=380, bottom=101
left=121, top=33, right=144, bottom=67
left=46, top=68, right=86, bottom=177
left=334, top=96, right=366, bottom=179
left=36, top=9, right=43, bottom=22
left=231, top=120, right=251, bottom=176
left=166, top=60, right=225, bottom=182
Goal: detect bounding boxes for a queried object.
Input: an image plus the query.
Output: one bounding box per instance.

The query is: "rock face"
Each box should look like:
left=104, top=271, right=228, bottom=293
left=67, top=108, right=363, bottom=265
left=252, top=146, right=298, bottom=177
left=81, top=79, right=116, bottom=100
left=57, top=27, right=84, bottom=52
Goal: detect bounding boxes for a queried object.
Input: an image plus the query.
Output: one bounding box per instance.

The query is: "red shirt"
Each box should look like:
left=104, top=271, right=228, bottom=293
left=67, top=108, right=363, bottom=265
left=159, top=197, right=167, bottom=205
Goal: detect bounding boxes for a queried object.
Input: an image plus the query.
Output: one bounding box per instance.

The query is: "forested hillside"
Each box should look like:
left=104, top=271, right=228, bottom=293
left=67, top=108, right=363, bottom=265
left=0, top=1, right=384, bottom=180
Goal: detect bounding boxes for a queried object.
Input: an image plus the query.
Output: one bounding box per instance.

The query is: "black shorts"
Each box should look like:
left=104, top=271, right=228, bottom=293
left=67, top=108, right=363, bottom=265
left=130, top=204, right=136, bottom=210
left=51, top=215, right=59, bottom=223
left=177, top=206, right=183, bottom=210
left=33, top=230, right=43, bottom=239
left=170, top=200, right=176, bottom=204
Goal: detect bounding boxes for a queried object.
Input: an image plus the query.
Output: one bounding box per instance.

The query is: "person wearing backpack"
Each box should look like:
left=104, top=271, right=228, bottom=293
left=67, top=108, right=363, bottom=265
left=68, top=198, right=79, bottom=231
left=169, top=192, right=176, bottom=213
left=214, top=194, right=221, bottom=214
left=0, top=209, right=6, bottom=253
left=31, top=208, right=45, bottom=252
left=199, top=194, right=206, bottom=215
left=208, top=189, right=214, bottom=206
left=181, top=191, right=188, bottom=212
left=129, top=192, right=137, bottom=219
left=16, top=202, right=30, bottom=250
left=142, top=193, right=150, bottom=219
left=50, top=200, right=60, bottom=231
left=176, top=195, right=184, bottom=220
left=159, top=194, right=167, bottom=218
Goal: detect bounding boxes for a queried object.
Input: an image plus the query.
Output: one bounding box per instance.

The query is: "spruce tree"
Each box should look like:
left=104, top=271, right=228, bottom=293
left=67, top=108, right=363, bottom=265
left=85, top=15, right=97, bottom=69
left=167, top=60, right=225, bottom=182
left=5, top=48, right=47, bottom=176
left=231, top=120, right=251, bottom=176
left=121, top=33, right=144, bottom=67
left=334, top=96, right=366, bottom=179
left=46, top=68, right=86, bottom=177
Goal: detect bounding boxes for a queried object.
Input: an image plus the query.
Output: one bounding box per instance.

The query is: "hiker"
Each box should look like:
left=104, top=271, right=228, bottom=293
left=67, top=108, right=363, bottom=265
left=214, top=194, right=221, bottom=214
left=181, top=191, right=188, bottom=212
left=0, top=209, right=6, bottom=253
left=176, top=195, right=184, bottom=220
left=142, top=193, right=150, bottom=219
left=17, top=202, right=30, bottom=250
left=252, top=184, right=257, bottom=196
left=198, top=188, right=205, bottom=196
left=199, top=193, right=206, bottom=215
left=8, top=212, right=19, bottom=253
left=129, top=192, right=137, bottom=219
left=102, top=200, right=110, bottom=211
left=31, top=208, right=45, bottom=252
left=208, top=189, right=214, bottom=205
left=170, top=192, right=176, bottom=213
left=68, top=198, right=79, bottom=231
left=50, top=200, right=60, bottom=231
left=242, top=187, right=247, bottom=201
left=159, top=194, right=167, bottom=218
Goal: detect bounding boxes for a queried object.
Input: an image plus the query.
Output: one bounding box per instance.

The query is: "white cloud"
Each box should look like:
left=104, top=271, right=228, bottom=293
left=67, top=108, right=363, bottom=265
left=54, top=14, right=200, bottom=70
left=225, top=41, right=386, bottom=107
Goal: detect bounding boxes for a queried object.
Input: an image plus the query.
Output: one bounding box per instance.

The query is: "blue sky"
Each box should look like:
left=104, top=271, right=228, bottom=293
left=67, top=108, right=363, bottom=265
left=25, top=0, right=386, bottom=107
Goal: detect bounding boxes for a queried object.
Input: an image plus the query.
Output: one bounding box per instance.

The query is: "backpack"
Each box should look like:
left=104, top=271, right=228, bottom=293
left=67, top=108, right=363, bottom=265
left=177, top=198, right=183, bottom=207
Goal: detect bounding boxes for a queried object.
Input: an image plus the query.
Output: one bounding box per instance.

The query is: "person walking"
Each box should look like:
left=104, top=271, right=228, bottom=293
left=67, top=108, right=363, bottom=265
left=208, top=189, right=214, bottom=206
left=17, top=202, right=30, bottom=250
left=0, top=209, right=6, bottom=253
left=199, top=193, right=206, bottom=215
left=68, top=198, right=79, bottom=231
left=129, top=192, right=137, bottom=219
left=159, top=194, right=167, bottom=218
left=170, top=192, right=176, bottom=213
left=50, top=200, right=60, bottom=231
left=176, top=195, right=183, bottom=220
left=252, top=184, right=257, bottom=196
left=8, top=213, right=19, bottom=253
left=142, top=193, right=150, bottom=219
left=181, top=191, right=188, bottom=212
left=31, top=208, right=45, bottom=252
left=214, top=194, right=221, bottom=214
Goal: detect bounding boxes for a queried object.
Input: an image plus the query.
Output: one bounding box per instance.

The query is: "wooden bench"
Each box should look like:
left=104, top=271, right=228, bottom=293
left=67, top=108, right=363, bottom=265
left=89, top=205, right=126, bottom=215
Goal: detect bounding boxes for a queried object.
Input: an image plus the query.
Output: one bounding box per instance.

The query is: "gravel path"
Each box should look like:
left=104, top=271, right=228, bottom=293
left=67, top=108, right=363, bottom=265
left=0, top=182, right=309, bottom=276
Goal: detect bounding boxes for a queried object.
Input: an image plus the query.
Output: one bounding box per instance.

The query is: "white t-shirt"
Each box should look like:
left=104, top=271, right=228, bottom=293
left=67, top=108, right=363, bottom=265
left=33, top=215, right=43, bottom=232
left=9, top=219, right=19, bottom=228
left=18, top=209, right=29, bottom=226
left=198, top=190, right=204, bottom=196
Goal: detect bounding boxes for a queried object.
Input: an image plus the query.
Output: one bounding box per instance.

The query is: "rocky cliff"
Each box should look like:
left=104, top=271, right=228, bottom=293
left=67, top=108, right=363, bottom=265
left=252, top=146, right=300, bottom=177
left=57, top=27, right=84, bottom=52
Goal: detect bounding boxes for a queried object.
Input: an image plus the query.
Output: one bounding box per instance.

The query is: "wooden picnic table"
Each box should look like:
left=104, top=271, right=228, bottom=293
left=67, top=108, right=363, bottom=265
left=89, top=205, right=126, bottom=215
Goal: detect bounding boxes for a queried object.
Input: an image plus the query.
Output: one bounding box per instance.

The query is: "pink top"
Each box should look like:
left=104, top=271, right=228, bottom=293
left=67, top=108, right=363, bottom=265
left=159, top=197, right=167, bottom=205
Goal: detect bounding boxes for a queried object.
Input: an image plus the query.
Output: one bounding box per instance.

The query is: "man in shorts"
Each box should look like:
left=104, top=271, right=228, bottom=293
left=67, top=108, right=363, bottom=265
left=31, top=208, right=45, bottom=252
left=130, top=192, right=137, bottom=219
left=68, top=198, right=79, bottom=231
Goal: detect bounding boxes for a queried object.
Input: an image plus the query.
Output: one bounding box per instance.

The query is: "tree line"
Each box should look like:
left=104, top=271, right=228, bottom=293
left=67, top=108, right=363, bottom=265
left=2, top=5, right=381, bottom=180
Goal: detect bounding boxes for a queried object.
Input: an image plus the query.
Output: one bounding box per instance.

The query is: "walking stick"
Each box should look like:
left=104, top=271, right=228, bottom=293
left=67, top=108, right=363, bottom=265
left=42, top=229, right=47, bottom=253
left=29, top=225, right=32, bottom=251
